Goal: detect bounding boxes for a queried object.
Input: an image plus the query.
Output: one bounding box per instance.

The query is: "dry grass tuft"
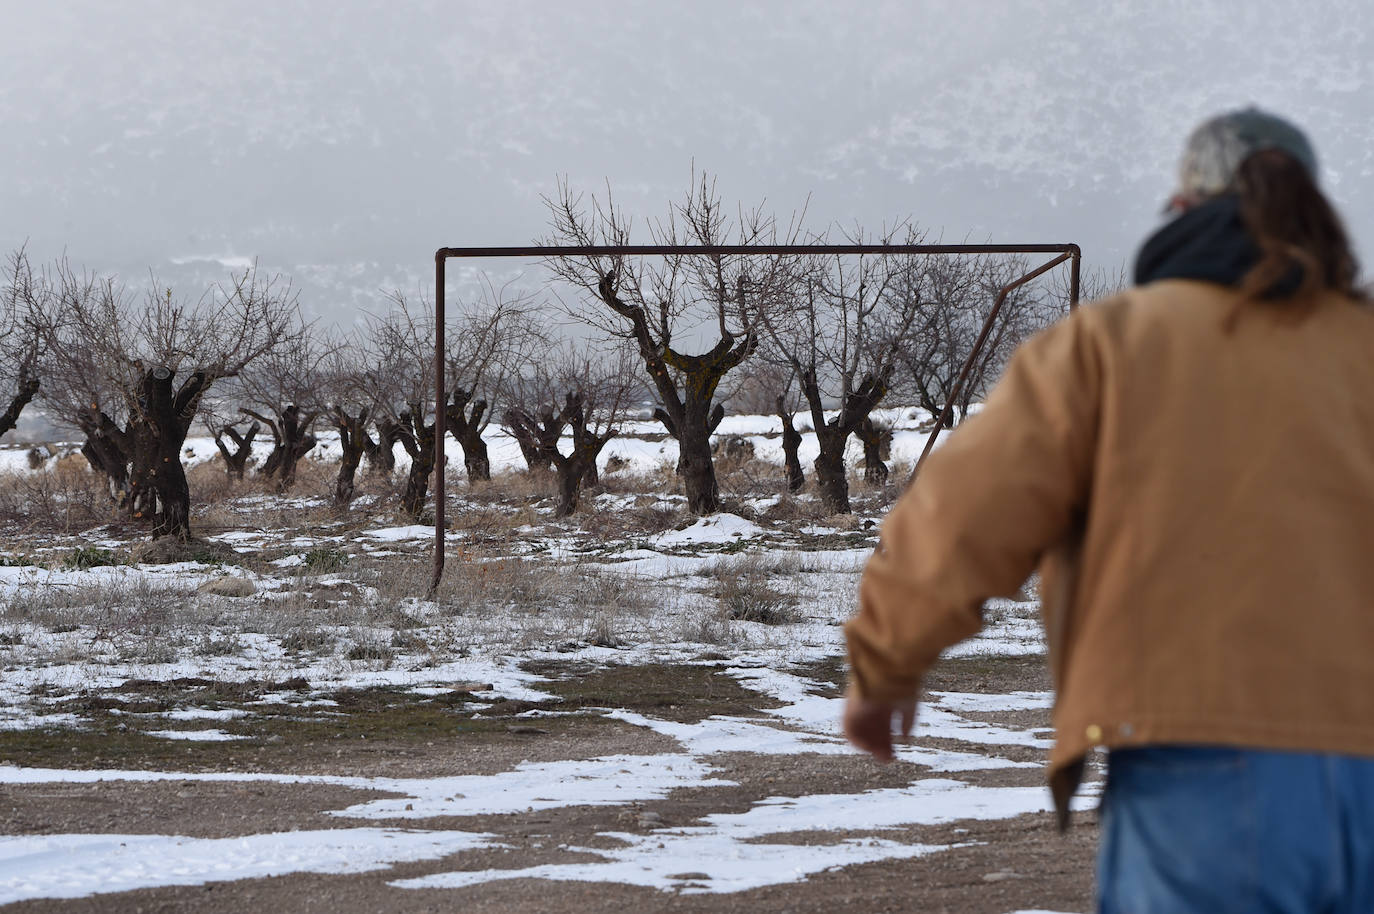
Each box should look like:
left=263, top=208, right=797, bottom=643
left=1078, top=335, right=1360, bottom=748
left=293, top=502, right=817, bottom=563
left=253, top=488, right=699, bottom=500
left=0, top=468, right=117, bottom=535
left=700, top=554, right=801, bottom=626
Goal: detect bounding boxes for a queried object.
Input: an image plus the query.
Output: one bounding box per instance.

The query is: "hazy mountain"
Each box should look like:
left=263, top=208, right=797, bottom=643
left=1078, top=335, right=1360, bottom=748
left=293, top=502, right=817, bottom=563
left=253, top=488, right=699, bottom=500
left=2, top=0, right=1370, bottom=322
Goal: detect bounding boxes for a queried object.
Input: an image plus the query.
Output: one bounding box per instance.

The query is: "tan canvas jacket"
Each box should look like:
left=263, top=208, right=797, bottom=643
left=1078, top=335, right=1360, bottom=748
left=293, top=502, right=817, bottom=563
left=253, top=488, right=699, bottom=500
left=846, top=280, right=1374, bottom=824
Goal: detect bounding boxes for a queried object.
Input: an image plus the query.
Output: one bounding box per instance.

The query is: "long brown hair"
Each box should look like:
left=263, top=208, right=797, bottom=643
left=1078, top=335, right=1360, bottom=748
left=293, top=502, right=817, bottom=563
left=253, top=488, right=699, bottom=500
left=1233, top=148, right=1366, bottom=304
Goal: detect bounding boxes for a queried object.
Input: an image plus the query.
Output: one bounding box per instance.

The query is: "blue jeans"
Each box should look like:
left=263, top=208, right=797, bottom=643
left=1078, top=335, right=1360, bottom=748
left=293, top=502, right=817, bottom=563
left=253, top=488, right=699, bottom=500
left=1097, top=745, right=1374, bottom=914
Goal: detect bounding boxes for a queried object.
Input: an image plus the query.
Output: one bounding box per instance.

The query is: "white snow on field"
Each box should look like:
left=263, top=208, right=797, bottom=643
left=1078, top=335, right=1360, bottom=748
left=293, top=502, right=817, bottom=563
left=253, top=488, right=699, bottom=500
left=720, top=667, right=1053, bottom=754
left=0, top=654, right=558, bottom=723
left=146, top=728, right=250, bottom=742
left=0, top=829, right=492, bottom=906
left=651, top=514, right=764, bottom=547
left=0, top=764, right=1085, bottom=902
left=0, top=562, right=208, bottom=597
left=397, top=835, right=944, bottom=895
left=605, top=709, right=850, bottom=757
left=331, top=755, right=728, bottom=820
left=931, top=691, right=1054, bottom=713
left=395, top=778, right=1094, bottom=896
left=0, top=759, right=725, bottom=816
left=0, top=712, right=82, bottom=732
left=156, top=708, right=251, bottom=722
left=0, top=664, right=1074, bottom=901
left=361, top=525, right=435, bottom=542
left=0, top=407, right=1078, bottom=903
left=603, top=709, right=1033, bottom=773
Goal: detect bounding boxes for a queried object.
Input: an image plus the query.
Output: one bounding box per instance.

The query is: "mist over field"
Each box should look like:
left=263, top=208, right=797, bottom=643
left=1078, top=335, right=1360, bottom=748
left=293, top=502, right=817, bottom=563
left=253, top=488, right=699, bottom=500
left=2, top=0, right=1371, bottom=321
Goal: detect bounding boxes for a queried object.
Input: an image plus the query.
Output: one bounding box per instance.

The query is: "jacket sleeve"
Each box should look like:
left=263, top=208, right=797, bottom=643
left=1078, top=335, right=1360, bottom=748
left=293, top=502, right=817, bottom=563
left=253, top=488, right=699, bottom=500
left=846, top=308, right=1104, bottom=702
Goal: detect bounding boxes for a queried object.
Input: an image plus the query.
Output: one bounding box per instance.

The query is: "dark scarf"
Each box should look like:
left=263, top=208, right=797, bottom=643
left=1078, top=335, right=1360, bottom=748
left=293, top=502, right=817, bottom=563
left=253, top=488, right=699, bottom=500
left=1133, top=194, right=1303, bottom=297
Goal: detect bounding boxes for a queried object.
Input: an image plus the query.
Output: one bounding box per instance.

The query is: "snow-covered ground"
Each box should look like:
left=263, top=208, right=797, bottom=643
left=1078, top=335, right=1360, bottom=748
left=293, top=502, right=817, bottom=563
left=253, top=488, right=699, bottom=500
left=0, top=664, right=1081, bottom=904
left=0, top=406, right=1083, bottom=910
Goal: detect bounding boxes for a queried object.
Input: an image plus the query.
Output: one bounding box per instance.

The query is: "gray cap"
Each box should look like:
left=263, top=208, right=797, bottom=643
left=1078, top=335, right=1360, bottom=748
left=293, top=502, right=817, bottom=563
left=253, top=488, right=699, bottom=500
left=1174, top=107, right=1319, bottom=200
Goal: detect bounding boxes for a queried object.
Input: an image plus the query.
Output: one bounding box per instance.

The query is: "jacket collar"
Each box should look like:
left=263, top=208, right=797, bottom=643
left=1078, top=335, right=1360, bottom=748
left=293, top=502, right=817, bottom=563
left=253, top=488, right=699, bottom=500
left=1133, top=194, right=1302, bottom=297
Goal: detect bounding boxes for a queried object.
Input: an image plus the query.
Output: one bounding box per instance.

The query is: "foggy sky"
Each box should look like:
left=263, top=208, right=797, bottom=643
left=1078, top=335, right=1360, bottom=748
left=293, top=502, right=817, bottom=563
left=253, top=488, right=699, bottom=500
left=2, top=0, right=1371, bottom=322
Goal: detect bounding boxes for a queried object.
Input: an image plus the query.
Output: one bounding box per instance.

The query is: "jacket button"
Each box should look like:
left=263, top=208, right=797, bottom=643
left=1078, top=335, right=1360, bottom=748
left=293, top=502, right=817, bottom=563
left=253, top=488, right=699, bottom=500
left=1120, top=723, right=1134, bottom=738
left=1085, top=724, right=1103, bottom=743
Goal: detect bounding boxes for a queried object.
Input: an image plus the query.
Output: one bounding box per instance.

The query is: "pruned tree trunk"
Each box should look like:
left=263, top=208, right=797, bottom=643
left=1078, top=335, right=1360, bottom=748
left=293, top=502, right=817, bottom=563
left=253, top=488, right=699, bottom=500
left=811, top=426, right=851, bottom=514
left=508, top=392, right=614, bottom=517
left=505, top=408, right=545, bottom=473
left=121, top=367, right=213, bottom=539
left=395, top=407, right=436, bottom=520
left=550, top=391, right=615, bottom=518
left=446, top=387, right=490, bottom=482
left=457, top=430, right=489, bottom=481
left=332, top=408, right=369, bottom=506
left=776, top=396, right=804, bottom=493
left=917, top=388, right=956, bottom=429
left=796, top=361, right=891, bottom=515
left=504, top=406, right=562, bottom=474
left=213, top=421, right=259, bottom=480
left=0, top=367, right=39, bottom=438
left=856, top=416, right=891, bottom=486
left=367, top=417, right=403, bottom=476
left=246, top=404, right=317, bottom=490
left=673, top=401, right=723, bottom=515
left=79, top=417, right=131, bottom=502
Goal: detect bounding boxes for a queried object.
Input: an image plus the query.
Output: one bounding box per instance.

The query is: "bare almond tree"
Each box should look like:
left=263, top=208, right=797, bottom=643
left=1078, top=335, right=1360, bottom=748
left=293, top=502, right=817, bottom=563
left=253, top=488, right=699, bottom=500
left=210, top=416, right=260, bottom=480
left=897, top=254, right=1061, bottom=428
left=502, top=360, right=565, bottom=476
left=365, top=294, right=437, bottom=520
left=444, top=280, right=545, bottom=483
left=505, top=341, right=638, bottom=517
left=854, top=415, right=894, bottom=486
left=762, top=226, right=926, bottom=513
left=237, top=319, right=331, bottom=490
left=35, top=260, right=300, bottom=538
left=318, top=330, right=383, bottom=507
left=544, top=172, right=803, bottom=514
left=1, top=249, right=44, bottom=439
left=367, top=283, right=544, bottom=519
left=201, top=375, right=259, bottom=480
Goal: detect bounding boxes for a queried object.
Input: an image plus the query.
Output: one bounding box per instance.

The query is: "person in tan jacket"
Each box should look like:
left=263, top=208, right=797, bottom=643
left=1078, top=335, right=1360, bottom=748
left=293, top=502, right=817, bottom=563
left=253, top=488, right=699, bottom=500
left=843, top=107, right=1374, bottom=912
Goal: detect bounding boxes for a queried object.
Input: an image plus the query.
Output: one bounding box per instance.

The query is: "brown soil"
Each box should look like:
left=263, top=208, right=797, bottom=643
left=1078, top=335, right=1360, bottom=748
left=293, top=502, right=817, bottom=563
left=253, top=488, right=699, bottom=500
left=0, top=656, right=1098, bottom=913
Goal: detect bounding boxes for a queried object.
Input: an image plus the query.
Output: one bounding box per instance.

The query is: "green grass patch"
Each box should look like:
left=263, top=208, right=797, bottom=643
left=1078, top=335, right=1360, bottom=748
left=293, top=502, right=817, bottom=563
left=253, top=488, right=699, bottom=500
left=528, top=661, right=784, bottom=723
left=304, top=547, right=349, bottom=572
left=63, top=546, right=124, bottom=570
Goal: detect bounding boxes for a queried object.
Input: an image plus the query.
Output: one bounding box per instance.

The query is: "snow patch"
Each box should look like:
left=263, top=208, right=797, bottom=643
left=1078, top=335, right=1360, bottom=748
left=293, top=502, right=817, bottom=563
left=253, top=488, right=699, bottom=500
left=146, top=729, right=250, bottom=742
left=0, top=829, right=491, bottom=905
left=651, top=514, right=764, bottom=547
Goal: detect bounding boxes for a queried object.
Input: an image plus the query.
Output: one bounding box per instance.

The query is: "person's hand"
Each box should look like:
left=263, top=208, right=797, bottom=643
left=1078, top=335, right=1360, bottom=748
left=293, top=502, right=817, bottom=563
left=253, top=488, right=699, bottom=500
left=842, top=687, right=917, bottom=762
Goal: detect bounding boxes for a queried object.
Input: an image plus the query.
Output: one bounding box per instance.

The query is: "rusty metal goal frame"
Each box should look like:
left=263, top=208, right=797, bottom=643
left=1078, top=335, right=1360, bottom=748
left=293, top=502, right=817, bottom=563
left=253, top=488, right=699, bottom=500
left=430, top=242, right=1081, bottom=592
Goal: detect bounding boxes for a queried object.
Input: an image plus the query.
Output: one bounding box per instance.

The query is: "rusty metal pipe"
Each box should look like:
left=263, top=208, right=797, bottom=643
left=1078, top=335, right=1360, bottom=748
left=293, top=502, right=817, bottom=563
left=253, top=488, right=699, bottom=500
left=1069, top=247, right=1081, bottom=308
left=431, top=253, right=446, bottom=596
left=440, top=243, right=1080, bottom=259
left=910, top=251, right=1075, bottom=480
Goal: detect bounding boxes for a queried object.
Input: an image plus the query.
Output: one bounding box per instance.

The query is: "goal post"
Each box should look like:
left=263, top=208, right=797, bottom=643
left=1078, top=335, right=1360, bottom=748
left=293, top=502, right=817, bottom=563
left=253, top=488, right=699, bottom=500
left=429, top=242, right=1081, bottom=592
